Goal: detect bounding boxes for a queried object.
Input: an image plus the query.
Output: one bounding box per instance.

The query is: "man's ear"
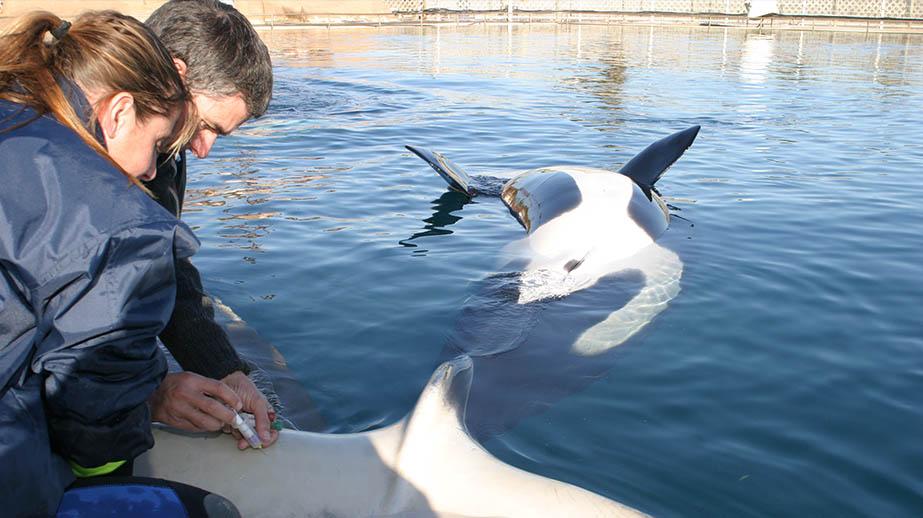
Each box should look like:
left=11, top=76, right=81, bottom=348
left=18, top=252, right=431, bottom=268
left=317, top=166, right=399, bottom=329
left=173, top=58, right=188, bottom=80
left=98, top=92, right=135, bottom=141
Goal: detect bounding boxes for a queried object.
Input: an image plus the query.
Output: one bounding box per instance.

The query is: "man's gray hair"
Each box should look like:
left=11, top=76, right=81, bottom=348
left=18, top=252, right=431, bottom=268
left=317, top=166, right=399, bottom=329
left=147, top=0, right=272, bottom=118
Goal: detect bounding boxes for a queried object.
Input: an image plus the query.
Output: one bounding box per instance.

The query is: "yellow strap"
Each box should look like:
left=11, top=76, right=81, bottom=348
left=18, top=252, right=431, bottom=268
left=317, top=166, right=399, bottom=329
left=68, top=459, right=126, bottom=478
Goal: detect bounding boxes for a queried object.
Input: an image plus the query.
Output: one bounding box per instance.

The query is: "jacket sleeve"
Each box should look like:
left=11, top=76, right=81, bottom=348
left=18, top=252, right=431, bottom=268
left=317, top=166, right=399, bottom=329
left=33, top=223, right=180, bottom=468
left=158, top=255, right=251, bottom=379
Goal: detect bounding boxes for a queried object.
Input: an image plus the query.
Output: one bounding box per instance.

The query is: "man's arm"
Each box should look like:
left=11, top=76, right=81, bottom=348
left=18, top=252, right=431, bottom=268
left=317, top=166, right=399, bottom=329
left=159, top=255, right=250, bottom=379
left=148, top=153, right=249, bottom=379
left=146, top=154, right=277, bottom=448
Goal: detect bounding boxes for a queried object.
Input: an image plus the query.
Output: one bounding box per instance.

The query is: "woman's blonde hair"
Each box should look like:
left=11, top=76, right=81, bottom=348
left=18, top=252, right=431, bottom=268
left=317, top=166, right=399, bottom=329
left=0, top=10, right=197, bottom=185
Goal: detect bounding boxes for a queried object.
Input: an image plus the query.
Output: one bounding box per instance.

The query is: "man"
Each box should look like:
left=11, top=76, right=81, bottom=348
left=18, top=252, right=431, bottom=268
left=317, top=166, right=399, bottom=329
left=144, top=0, right=278, bottom=450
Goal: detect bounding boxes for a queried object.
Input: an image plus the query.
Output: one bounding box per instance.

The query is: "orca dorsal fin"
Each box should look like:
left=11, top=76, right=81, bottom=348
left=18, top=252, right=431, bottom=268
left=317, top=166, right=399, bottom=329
left=617, top=125, right=700, bottom=197
left=406, top=145, right=477, bottom=197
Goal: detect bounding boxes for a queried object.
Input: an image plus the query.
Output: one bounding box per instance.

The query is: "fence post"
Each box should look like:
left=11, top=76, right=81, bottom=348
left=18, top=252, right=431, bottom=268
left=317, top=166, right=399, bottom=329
left=508, top=1, right=513, bottom=23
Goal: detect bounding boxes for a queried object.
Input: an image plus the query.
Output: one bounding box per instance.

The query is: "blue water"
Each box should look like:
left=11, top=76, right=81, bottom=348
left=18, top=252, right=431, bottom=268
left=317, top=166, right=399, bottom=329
left=184, top=24, right=923, bottom=516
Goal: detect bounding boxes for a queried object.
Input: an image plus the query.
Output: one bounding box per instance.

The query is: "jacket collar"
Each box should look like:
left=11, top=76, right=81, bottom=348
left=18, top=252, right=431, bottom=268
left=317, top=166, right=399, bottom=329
left=57, top=76, right=106, bottom=146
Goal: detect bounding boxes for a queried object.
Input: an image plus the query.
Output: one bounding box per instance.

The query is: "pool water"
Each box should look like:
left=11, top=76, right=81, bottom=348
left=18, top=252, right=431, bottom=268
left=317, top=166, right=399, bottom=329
left=184, top=24, right=923, bottom=517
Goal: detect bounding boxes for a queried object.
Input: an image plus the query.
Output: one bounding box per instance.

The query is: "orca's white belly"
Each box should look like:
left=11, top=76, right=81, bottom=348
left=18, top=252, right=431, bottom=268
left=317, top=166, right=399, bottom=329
left=136, top=358, right=647, bottom=517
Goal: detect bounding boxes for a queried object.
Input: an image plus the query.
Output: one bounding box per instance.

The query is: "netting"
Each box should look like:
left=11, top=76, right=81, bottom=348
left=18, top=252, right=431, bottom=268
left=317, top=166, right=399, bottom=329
left=777, top=0, right=922, bottom=17
left=384, top=0, right=922, bottom=17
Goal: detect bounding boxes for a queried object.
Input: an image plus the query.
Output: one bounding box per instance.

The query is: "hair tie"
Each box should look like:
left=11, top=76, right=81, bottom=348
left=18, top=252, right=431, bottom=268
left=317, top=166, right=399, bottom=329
left=51, top=20, right=71, bottom=40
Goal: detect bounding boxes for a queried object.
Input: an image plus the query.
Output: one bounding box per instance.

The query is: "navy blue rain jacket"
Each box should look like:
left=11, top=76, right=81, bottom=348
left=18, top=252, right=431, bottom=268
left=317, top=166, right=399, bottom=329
left=0, top=97, right=198, bottom=516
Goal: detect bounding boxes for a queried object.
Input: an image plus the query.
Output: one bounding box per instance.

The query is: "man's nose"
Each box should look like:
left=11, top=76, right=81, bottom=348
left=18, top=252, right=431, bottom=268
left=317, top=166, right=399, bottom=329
left=143, top=154, right=158, bottom=181
left=190, top=131, right=218, bottom=159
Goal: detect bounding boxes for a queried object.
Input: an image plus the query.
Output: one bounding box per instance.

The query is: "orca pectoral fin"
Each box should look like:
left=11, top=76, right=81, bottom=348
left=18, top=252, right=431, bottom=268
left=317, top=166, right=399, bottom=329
left=618, top=125, right=701, bottom=195
left=406, top=145, right=477, bottom=197
left=573, top=244, right=683, bottom=356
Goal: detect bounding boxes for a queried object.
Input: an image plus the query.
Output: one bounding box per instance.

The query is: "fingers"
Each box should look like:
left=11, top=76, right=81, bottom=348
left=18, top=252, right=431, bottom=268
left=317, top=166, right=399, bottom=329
left=237, top=429, right=279, bottom=450
left=221, top=370, right=277, bottom=448
left=250, top=395, right=272, bottom=445
left=157, top=402, right=222, bottom=432
left=158, top=370, right=282, bottom=450
left=202, top=377, right=243, bottom=413
left=194, top=394, right=237, bottom=429
left=186, top=408, right=226, bottom=431
left=264, top=428, right=279, bottom=448
left=226, top=428, right=249, bottom=450
left=151, top=372, right=241, bottom=432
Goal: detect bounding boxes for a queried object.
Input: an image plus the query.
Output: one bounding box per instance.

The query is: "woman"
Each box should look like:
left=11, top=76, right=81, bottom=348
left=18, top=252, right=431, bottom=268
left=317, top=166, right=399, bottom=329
left=0, top=11, right=212, bottom=516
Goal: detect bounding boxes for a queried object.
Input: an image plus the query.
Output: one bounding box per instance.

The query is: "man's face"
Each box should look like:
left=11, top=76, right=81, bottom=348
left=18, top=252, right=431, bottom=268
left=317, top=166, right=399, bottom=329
left=187, top=93, right=249, bottom=159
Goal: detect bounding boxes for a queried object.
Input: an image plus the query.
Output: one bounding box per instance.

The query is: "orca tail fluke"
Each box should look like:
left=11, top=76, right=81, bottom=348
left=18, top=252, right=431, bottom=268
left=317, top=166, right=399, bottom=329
left=618, top=125, right=701, bottom=196
left=406, top=145, right=477, bottom=197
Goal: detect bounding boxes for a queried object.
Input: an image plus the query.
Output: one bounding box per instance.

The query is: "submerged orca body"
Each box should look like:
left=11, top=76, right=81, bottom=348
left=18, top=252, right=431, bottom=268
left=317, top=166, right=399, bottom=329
left=406, top=126, right=699, bottom=439
left=136, top=357, right=646, bottom=517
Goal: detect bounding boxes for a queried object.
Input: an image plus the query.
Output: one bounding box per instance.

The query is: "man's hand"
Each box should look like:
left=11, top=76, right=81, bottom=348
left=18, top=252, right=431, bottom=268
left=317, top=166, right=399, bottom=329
left=149, top=372, right=242, bottom=432
left=221, top=370, right=279, bottom=450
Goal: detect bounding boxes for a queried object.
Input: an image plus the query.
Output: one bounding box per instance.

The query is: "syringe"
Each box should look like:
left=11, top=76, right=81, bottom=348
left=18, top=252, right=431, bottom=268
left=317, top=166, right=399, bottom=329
left=231, top=411, right=263, bottom=449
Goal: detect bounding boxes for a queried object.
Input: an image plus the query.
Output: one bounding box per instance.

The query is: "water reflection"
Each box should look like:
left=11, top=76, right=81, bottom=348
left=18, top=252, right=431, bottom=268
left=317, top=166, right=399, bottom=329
left=398, top=190, right=470, bottom=252
left=740, top=33, right=776, bottom=84
left=186, top=150, right=331, bottom=253
left=190, top=25, right=923, bottom=262
left=253, top=25, right=923, bottom=86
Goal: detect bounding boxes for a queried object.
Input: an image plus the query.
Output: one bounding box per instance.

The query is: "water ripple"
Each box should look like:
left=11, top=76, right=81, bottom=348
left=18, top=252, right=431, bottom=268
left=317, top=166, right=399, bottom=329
left=183, top=24, right=923, bottom=517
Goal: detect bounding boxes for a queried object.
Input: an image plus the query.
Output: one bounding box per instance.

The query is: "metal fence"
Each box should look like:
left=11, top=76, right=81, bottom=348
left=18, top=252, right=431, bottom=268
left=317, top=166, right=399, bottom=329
left=385, top=0, right=923, bottom=17
left=777, top=0, right=920, bottom=17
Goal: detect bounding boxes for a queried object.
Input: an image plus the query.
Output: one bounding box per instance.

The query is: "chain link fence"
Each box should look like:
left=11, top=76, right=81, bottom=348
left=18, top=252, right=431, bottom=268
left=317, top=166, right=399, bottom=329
left=385, top=0, right=923, bottom=17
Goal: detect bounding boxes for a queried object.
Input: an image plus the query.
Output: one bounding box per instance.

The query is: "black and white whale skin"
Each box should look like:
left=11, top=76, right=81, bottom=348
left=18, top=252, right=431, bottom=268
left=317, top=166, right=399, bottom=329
left=408, top=125, right=699, bottom=355
left=406, top=126, right=700, bottom=440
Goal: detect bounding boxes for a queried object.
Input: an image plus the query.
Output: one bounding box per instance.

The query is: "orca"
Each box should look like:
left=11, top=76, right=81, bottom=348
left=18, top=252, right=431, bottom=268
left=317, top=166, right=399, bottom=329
left=405, top=126, right=699, bottom=440
left=134, top=128, right=699, bottom=516
left=407, top=125, right=699, bottom=353
left=135, top=356, right=647, bottom=517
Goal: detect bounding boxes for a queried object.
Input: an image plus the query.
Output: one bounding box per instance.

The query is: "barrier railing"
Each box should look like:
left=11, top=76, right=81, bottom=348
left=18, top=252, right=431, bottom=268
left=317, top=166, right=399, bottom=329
left=384, top=0, right=923, bottom=18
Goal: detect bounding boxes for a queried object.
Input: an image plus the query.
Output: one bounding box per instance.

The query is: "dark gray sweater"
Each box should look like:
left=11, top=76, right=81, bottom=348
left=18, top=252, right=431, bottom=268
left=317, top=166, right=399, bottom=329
left=145, top=153, right=250, bottom=379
